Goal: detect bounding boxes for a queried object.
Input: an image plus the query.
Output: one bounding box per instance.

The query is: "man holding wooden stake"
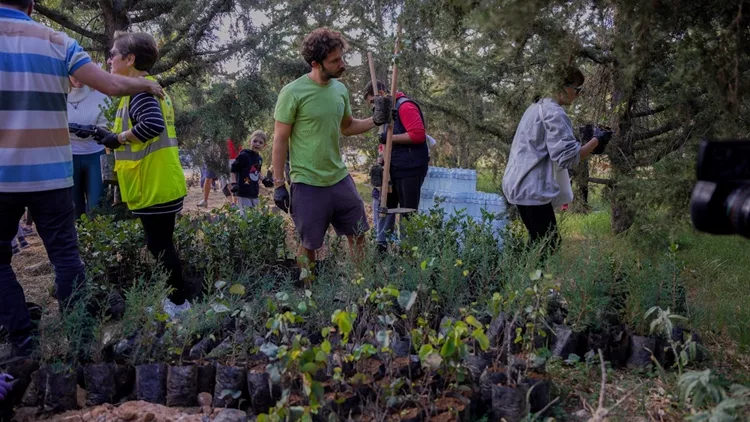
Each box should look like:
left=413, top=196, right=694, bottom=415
left=272, top=28, right=390, bottom=272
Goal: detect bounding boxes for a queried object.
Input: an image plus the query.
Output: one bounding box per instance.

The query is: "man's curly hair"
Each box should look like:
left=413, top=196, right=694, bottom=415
left=300, top=28, right=349, bottom=66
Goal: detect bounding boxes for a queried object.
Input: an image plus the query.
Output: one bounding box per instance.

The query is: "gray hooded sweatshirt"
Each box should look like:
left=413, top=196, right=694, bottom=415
left=502, top=98, right=581, bottom=206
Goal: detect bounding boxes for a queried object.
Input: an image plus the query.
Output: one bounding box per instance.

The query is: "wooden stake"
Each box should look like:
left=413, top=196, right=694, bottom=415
left=367, top=52, right=384, bottom=136
left=379, top=23, right=401, bottom=215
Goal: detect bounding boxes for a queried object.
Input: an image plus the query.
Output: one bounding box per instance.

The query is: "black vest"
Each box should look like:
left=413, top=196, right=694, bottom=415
left=390, top=96, right=429, bottom=178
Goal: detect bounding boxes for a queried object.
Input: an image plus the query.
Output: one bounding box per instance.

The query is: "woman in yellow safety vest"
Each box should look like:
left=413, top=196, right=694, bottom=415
left=93, top=31, right=189, bottom=318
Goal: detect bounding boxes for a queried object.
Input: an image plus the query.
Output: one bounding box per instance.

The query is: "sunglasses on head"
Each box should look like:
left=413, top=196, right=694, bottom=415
left=565, top=84, right=583, bottom=94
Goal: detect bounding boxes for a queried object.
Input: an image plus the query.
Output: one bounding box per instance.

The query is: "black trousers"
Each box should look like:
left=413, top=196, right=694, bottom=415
left=386, top=171, right=427, bottom=213
left=139, top=212, right=186, bottom=304
left=516, top=203, right=561, bottom=255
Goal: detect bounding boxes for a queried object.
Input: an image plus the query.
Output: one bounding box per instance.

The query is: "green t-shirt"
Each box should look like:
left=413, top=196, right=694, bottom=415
left=274, top=75, right=352, bottom=187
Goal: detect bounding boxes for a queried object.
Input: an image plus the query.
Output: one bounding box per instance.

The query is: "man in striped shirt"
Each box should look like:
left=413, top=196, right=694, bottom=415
left=0, top=0, right=164, bottom=359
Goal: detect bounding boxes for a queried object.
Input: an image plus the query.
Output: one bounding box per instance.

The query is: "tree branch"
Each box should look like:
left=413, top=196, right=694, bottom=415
left=34, top=3, right=107, bottom=44
left=579, top=46, right=616, bottom=65
left=419, top=99, right=507, bottom=138
left=588, top=177, right=614, bottom=186
left=630, top=122, right=678, bottom=142
left=632, top=104, right=669, bottom=118
left=130, top=5, right=172, bottom=23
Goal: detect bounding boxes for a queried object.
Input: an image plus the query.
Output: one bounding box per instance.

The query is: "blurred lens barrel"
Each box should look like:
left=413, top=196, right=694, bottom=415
left=691, top=139, right=750, bottom=239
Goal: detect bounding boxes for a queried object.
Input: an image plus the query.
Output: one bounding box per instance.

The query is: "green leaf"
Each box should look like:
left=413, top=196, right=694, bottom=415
left=301, top=362, right=319, bottom=373
left=418, top=344, right=434, bottom=361
left=440, top=337, right=456, bottom=358
left=398, top=291, right=418, bottom=312
left=529, top=270, right=542, bottom=281
left=465, top=315, right=483, bottom=329
left=420, top=260, right=427, bottom=270
left=275, top=291, right=289, bottom=302
left=472, top=329, right=490, bottom=351
left=229, top=284, right=246, bottom=296
left=214, top=280, right=227, bottom=290
left=321, top=340, right=332, bottom=354
left=211, top=303, right=231, bottom=314
left=260, top=343, right=279, bottom=358
left=376, top=331, right=390, bottom=350
left=297, top=301, right=308, bottom=313
left=315, top=350, right=327, bottom=363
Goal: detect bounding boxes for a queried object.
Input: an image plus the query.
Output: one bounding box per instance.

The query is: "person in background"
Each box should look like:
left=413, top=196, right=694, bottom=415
left=93, top=31, right=189, bottom=318
left=10, top=223, right=29, bottom=255
left=364, top=80, right=428, bottom=252
left=224, top=138, right=240, bottom=205
left=272, top=28, right=384, bottom=273
left=198, top=165, right=217, bottom=208
left=67, top=76, right=109, bottom=218
left=230, top=130, right=273, bottom=215
left=371, top=144, right=396, bottom=251
left=0, top=0, right=163, bottom=361
left=502, top=66, right=611, bottom=255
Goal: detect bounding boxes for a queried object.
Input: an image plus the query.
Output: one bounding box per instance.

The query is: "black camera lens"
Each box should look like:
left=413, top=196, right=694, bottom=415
left=727, top=186, right=750, bottom=238
left=691, top=182, right=750, bottom=239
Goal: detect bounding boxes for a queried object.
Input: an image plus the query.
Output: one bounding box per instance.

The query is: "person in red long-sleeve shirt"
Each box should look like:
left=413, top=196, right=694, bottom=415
left=364, top=80, right=429, bottom=251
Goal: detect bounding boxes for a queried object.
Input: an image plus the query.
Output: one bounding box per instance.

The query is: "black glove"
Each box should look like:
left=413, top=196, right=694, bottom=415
left=370, top=164, right=383, bottom=187
left=93, top=127, right=122, bottom=150
left=372, top=96, right=393, bottom=126
left=592, top=126, right=614, bottom=155
left=261, top=177, right=274, bottom=188
left=274, top=186, right=290, bottom=213
left=68, top=123, right=97, bottom=139
left=230, top=183, right=239, bottom=193
left=378, top=131, right=388, bottom=145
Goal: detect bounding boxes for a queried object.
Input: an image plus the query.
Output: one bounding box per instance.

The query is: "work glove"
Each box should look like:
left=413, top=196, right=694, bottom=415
left=93, top=127, right=122, bottom=150
left=579, top=124, right=594, bottom=144
left=372, top=96, right=393, bottom=126
left=378, top=131, right=389, bottom=145
left=261, top=177, right=274, bottom=188
left=230, top=183, right=239, bottom=193
left=370, top=164, right=384, bottom=187
left=68, top=123, right=97, bottom=139
left=0, top=373, right=14, bottom=401
left=274, top=186, right=290, bottom=213
left=592, top=126, right=614, bottom=155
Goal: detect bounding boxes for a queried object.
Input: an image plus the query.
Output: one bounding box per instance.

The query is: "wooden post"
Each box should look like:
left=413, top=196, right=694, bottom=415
left=379, top=23, right=401, bottom=215
left=367, top=52, right=383, bottom=136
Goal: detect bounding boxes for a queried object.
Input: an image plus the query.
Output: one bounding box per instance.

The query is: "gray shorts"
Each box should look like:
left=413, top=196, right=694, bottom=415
left=238, top=197, right=259, bottom=217
left=290, top=175, right=369, bottom=250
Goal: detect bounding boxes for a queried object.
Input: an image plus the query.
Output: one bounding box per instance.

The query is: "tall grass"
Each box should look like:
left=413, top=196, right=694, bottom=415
left=559, top=210, right=750, bottom=352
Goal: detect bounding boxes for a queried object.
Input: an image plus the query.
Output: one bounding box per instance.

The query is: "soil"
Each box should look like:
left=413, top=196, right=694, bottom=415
left=434, top=396, right=465, bottom=413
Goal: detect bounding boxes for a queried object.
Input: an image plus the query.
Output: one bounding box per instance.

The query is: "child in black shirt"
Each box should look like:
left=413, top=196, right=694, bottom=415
left=230, top=130, right=273, bottom=214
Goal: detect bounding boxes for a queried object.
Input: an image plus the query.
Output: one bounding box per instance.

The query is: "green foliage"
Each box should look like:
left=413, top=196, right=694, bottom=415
left=77, top=215, right=146, bottom=286
left=678, top=370, right=732, bottom=412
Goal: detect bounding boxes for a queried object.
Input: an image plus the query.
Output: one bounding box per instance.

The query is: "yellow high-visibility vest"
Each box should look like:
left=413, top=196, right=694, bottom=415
left=112, top=77, right=186, bottom=211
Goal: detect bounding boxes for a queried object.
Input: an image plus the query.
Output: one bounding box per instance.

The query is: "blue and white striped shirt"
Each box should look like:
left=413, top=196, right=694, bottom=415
left=0, top=6, right=92, bottom=192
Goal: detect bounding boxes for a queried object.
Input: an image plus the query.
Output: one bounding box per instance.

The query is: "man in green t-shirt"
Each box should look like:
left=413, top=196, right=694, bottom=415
left=272, top=27, right=389, bottom=268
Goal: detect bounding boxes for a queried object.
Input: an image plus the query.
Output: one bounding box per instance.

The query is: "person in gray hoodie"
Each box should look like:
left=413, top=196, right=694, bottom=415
left=502, top=66, right=611, bottom=254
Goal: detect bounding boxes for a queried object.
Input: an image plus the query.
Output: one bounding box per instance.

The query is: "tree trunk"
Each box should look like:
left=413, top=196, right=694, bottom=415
left=569, top=160, right=591, bottom=213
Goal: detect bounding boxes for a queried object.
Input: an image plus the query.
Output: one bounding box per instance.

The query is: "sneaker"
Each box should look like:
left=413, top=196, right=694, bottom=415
left=197, top=199, right=207, bottom=208
left=162, top=299, right=191, bottom=319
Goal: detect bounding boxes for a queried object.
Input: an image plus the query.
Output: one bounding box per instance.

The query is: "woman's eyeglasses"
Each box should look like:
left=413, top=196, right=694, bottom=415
left=565, top=84, right=583, bottom=94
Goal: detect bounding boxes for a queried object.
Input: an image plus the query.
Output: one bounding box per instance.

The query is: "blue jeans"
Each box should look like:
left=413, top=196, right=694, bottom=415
left=372, top=189, right=396, bottom=245
left=72, top=150, right=105, bottom=218
left=0, top=188, right=86, bottom=342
